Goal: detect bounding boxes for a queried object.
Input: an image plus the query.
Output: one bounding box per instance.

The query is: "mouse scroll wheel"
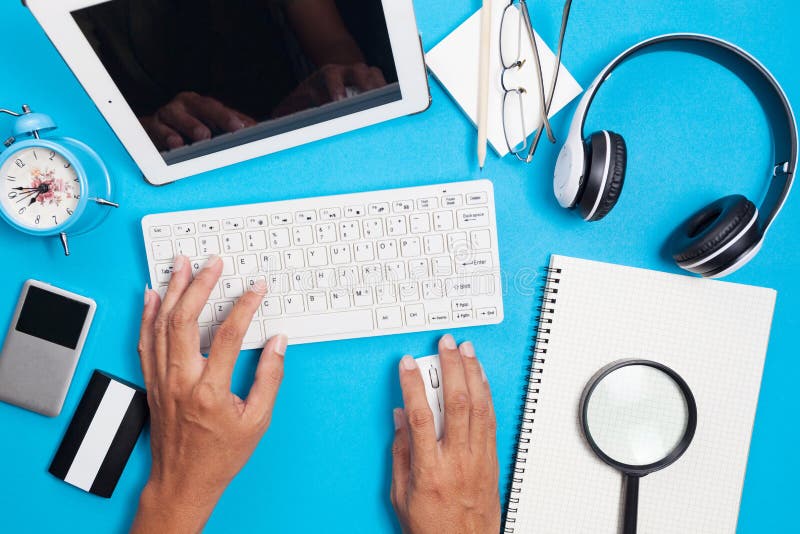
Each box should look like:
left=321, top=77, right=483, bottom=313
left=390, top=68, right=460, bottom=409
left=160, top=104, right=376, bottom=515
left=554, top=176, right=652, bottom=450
left=428, top=368, right=440, bottom=389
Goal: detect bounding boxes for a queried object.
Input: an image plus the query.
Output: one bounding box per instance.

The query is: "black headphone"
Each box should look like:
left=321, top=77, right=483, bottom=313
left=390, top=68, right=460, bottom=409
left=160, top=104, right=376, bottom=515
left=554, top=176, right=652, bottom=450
left=553, top=34, right=797, bottom=278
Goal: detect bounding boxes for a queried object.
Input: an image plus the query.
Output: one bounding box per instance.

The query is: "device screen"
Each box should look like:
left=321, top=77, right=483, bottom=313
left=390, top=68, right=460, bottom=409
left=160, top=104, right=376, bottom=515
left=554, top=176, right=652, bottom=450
left=71, top=0, right=401, bottom=165
left=16, top=286, right=90, bottom=350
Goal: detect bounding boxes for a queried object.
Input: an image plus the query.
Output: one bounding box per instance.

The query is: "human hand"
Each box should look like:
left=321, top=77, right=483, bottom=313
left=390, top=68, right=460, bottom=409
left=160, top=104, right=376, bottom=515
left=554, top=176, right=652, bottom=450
left=272, top=63, right=387, bottom=117
left=140, top=92, right=257, bottom=150
left=131, top=255, right=287, bottom=533
left=391, top=335, right=501, bottom=534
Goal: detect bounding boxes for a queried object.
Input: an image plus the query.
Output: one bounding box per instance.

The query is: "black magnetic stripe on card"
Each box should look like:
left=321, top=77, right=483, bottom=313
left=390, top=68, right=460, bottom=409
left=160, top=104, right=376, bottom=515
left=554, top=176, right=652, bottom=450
left=89, top=390, right=149, bottom=498
left=48, top=371, right=111, bottom=479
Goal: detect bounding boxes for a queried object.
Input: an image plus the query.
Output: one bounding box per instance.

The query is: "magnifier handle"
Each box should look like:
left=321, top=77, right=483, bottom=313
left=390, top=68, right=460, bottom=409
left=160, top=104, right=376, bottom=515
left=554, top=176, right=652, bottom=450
left=623, top=475, right=639, bottom=534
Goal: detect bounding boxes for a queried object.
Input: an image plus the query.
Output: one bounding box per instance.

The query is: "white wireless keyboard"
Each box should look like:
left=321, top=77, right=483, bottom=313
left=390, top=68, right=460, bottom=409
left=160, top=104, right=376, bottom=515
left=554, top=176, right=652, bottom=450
left=142, top=180, right=503, bottom=349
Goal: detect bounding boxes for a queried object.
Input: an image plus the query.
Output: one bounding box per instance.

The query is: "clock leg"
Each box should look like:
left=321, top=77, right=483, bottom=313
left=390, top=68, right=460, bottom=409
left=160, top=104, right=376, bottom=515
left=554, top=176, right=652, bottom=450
left=59, top=233, right=70, bottom=256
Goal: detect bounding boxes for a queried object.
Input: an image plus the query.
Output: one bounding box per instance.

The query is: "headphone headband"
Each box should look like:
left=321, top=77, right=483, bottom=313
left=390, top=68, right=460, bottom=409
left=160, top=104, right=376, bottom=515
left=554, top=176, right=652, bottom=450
left=565, top=33, right=797, bottom=233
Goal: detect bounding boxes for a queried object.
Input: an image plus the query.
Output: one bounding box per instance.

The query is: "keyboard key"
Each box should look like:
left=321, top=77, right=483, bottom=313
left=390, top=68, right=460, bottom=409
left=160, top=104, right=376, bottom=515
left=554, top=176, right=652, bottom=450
left=330, top=244, right=352, bottom=265
left=293, top=225, right=314, bottom=246
left=354, top=242, right=374, bottom=262
left=429, top=312, right=449, bottom=324
left=386, top=216, right=407, bottom=236
left=457, top=207, right=490, bottom=228
left=199, top=304, right=213, bottom=324
left=362, top=264, right=382, bottom=285
left=417, top=197, right=438, bottom=210
left=432, top=256, right=453, bottom=276
left=408, top=258, right=429, bottom=279
left=209, top=283, right=221, bottom=300
left=222, top=218, right=244, bottom=230
left=149, top=225, right=171, bottom=238
left=455, top=252, right=492, bottom=273
left=284, top=249, right=305, bottom=269
left=447, top=232, right=469, bottom=255
left=377, top=239, right=397, bottom=260
left=368, top=202, right=389, bottom=215
left=152, top=240, right=173, bottom=261
left=423, top=235, right=444, bottom=255
left=174, top=223, right=196, bottom=235
left=198, top=235, right=220, bottom=255
left=320, top=207, right=342, bottom=220
left=409, top=213, right=430, bottom=233
left=453, top=310, right=473, bottom=322
left=214, top=301, right=234, bottom=322
left=337, top=266, right=359, bottom=288
left=362, top=218, right=384, bottom=238
left=268, top=273, right=290, bottom=293
left=466, top=192, right=488, bottom=205
left=330, top=290, right=351, bottom=310
left=243, top=321, right=263, bottom=344
left=246, top=275, right=267, bottom=292
left=246, top=231, right=267, bottom=250
left=307, top=246, right=328, bottom=267
left=295, top=210, right=317, bottom=223
left=316, top=268, right=336, bottom=288
left=353, top=287, right=373, bottom=306
left=376, top=306, right=403, bottom=329
left=477, top=307, right=498, bottom=320
left=445, top=275, right=495, bottom=296
left=283, top=294, right=305, bottom=314
left=222, top=256, right=235, bottom=275
left=385, top=261, right=406, bottom=281
left=292, top=271, right=313, bottom=291
left=272, top=213, right=291, bottom=225
left=261, top=297, right=282, bottom=317
left=247, top=215, right=269, bottom=228
left=405, top=304, right=426, bottom=326
left=344, top=205, right=365, bottom=217
left=470, top=229, right=492, bottom=250
left=222, top=278, right=244, bottom=298
left=375, top=284, right=396, bottom=304
left=339, top=221, right=360, bottom=240
left=393, top=200, right=414, bottom=213
left=259, top=252, right=281, bottom=272
left=223, top=233, right=244, bottom=253
left=199, top=326, right=211, bottom=349
left=155, top=263, right=173, bottom=283
left=399, top=282, right=419, bottom=302
left=452, top=299, right=472, bottom=311
left=422, top=280, right=444, bottom=299
left=263, top=310, right=374, bottom=339
left=176, top=238, right=197, bottom=257
left=306, top=292, right=327, bottom=312
left=237, top=254, right=258, bottom=274
left=316, top=222, right=336, bottom=243
left=442, top=194, right=463, bottom=208
left=433, top=211, right=454, bottom=231
left=269, top=228, right=291, bottom=248
left=400, top=237, right=421, bottom=257
left=199, top=220, right=219, bottom=233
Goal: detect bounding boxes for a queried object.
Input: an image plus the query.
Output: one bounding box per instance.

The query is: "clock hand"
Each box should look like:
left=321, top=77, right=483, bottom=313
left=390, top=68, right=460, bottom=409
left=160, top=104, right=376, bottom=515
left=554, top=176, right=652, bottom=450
left=15, top=190, right=38, bottom=203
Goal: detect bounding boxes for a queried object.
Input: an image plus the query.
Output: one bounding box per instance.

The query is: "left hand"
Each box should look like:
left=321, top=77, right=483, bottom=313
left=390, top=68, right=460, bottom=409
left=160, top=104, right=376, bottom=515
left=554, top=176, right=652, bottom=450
left=131, top=255, right=287, bottom=533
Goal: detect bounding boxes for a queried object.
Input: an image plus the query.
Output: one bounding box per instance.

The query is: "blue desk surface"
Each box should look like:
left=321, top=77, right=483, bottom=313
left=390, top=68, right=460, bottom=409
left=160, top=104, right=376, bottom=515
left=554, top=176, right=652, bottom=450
left=1, top=1, right=798, bottom=532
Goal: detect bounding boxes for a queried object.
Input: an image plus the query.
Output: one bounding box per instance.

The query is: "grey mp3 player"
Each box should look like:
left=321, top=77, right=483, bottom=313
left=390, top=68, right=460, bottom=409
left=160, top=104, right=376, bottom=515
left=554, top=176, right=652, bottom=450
left=0, top=280, right=96, bottom=416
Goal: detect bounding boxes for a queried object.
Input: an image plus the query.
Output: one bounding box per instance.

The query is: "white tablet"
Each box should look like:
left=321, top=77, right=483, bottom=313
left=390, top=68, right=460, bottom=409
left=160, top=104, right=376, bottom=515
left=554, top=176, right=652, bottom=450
left=26, top=0, right=430, bottom=185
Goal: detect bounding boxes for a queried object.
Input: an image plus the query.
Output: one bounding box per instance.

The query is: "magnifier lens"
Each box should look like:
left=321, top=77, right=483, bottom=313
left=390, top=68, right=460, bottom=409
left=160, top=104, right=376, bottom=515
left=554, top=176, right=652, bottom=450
left=585, top=364, right=689, bottom=466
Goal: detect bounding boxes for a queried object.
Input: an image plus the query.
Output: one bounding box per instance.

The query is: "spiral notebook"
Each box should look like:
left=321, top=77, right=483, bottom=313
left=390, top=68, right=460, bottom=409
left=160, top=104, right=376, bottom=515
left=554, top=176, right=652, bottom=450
left=504, top=255, right=776, bottom=533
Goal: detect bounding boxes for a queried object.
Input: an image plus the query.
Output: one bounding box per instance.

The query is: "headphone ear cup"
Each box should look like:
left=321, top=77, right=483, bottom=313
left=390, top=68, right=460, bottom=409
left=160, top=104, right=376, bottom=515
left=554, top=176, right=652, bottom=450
left=669, top=195, right=762, bottom=277
left=577, top=131, right=627, bottom=221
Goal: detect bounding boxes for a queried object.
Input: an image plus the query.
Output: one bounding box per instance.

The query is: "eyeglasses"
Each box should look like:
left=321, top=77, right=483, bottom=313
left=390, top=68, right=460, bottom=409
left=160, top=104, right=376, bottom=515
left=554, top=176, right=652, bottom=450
left=500, top=0, right=572, bottom=162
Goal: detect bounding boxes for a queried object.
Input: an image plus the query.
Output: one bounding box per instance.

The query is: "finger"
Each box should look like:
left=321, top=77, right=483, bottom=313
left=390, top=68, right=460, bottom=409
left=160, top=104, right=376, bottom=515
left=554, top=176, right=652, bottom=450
left=369, top=66, right=387, bottom=88
left=459, top=341, right=495, bottom=452
left=322, top=66, right=347, bottom=101
left=205, top=281, right=268, bottom=387
left=398, top=355, right=437, bottom=462
left=167, top=256, right=223, bottom=356
left=138, top=287, right=162, bottom=390
left=157, top=104, right=212, bottom=141
left=235, top=111, right=258, bottom=127
left=184, top=93, right=248, bottom=133
left=347, top=63, right=375, bottom=91
left=245, top=333, right=288, bottom=419
left=390, top=408, right=410, bottom=511
left=153, top=255, right=192, bottom=379
left=439, top=333, right=470, bottom=449
left=141, top=116, right=184, bottom=150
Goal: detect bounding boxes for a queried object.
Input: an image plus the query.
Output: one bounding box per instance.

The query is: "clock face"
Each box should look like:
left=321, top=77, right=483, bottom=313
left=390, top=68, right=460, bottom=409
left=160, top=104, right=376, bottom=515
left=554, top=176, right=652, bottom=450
left=1, top=146, right=81, bottom=230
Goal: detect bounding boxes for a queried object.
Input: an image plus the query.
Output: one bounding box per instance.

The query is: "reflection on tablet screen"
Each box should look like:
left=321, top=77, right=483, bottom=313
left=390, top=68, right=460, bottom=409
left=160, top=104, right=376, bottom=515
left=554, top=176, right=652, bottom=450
left=71, top=0, right=401, bottom=164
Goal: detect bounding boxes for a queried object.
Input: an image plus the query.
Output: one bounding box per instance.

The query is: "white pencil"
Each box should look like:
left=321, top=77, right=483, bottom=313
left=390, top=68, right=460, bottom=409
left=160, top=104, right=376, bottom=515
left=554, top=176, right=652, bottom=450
left=477, top=0, right=492, bottom=170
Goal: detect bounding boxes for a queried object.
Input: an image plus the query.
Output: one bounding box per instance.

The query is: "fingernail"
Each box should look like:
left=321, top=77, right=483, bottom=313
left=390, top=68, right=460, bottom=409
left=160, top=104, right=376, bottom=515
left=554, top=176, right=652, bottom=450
left=193, top=126, right=209, bottom=140
left=460, top=341, right=476, bottom=358
left=272, top=333, right=288, bottom=356
left=400, top=355, right=417, bottom=371
left=441, top=334, right=457, bottom=350
left=479, top=361, right=487, bottom=383
left=144, top=285, right=151, bottom=305
left=173, top=255, right=187, bottom=272
left=393, top=408, right=403, bottom=431
left=227, top=118, right=245, bottom=131
left=253, top=279, right=268, bottom=295
left=202, top=255, right=221, bottom=269
left=166, top=135, right=182, bottom=148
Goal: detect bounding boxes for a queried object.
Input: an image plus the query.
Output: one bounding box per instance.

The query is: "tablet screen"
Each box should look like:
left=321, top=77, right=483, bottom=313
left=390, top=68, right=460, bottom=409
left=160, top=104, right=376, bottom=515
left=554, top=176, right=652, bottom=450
left=16, top=286, right=90, bottom=350
left=71, top=0, right=401, bottom=165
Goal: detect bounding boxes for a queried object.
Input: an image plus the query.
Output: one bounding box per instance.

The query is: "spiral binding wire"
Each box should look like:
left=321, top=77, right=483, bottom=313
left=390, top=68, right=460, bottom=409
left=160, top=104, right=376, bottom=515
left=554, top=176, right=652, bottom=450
left=502, top=266, right=562, bottom=533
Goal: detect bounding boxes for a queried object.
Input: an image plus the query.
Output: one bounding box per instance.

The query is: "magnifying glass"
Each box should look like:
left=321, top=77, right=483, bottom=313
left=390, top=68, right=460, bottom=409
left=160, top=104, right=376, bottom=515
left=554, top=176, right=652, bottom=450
left=579, top=359, right=697, bottom=534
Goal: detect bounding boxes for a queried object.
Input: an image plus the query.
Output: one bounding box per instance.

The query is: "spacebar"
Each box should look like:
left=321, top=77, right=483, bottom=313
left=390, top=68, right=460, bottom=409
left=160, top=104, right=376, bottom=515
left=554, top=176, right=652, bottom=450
left=264, top=310, right=375, bottom=340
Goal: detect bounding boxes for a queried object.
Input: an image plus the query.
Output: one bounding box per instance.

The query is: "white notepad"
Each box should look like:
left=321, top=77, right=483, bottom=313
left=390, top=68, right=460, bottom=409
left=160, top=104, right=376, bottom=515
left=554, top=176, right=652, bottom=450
left=504, top=255, right=776, bottom=533
left=425, top=0, right=582, bottom=157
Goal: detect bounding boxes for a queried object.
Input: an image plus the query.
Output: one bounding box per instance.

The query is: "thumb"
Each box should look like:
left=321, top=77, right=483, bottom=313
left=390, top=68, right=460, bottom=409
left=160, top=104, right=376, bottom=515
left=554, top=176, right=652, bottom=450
left=245, top=334, right=287, bottom=423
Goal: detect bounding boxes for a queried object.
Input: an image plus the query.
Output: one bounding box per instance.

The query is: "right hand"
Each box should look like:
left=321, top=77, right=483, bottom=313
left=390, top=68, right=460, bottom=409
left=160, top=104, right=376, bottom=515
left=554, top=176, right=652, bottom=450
left=391, top=334, right=501, bottom=534
left=140, top=92, right=257, bottom=150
